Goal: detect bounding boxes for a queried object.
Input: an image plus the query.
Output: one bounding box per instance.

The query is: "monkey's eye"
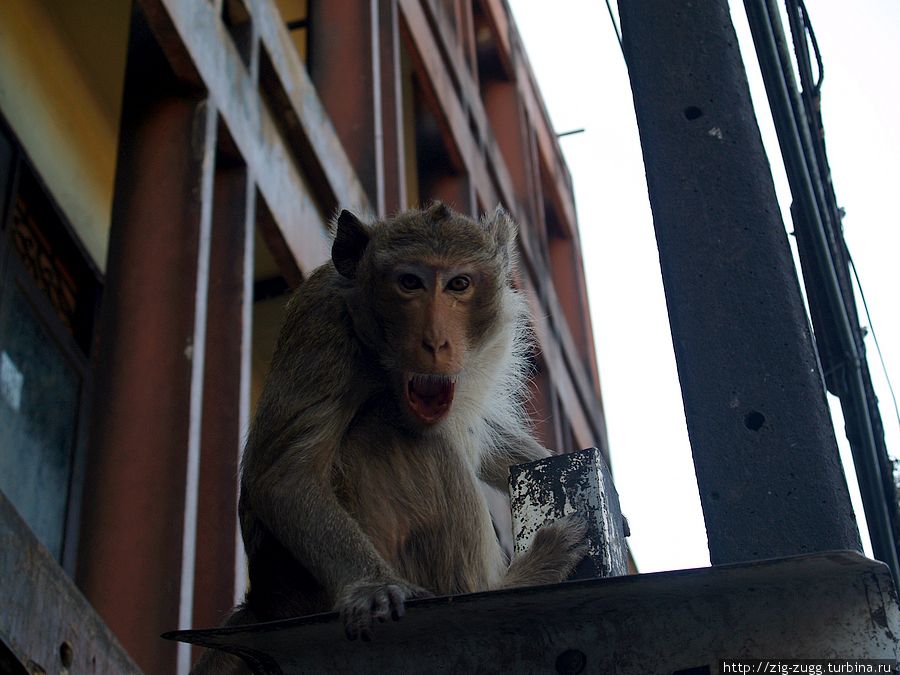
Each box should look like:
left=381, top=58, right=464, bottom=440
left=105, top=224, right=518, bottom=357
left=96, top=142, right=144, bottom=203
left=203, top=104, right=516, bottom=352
left=398, top=273, right=424, bottom=291
left=446, top=275, right=471, bottom=292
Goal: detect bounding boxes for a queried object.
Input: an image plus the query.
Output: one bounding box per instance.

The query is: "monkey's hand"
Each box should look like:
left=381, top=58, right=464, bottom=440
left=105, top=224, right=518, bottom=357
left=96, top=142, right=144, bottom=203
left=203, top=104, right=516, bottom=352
left=500, top=514, right=589, bottom=589
left=336, top=578, right=434, bottom=641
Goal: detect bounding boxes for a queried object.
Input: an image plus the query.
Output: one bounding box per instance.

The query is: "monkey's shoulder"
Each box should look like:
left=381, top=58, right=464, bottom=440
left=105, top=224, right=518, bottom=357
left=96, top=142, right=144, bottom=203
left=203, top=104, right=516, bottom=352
left=271, top=267, right=358, bottom=361
left=284, top=265, right=348, bottom=320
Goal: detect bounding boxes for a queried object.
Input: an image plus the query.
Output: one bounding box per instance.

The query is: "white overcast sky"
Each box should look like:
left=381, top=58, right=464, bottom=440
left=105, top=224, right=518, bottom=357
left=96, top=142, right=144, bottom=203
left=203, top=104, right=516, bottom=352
left=508, top=0, right=900, bottom=572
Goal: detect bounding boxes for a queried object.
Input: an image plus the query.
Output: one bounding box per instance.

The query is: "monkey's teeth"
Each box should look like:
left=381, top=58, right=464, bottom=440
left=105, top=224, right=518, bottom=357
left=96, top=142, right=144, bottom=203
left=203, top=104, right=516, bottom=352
left=406, top=374, right=456, bottom=423
left=410, top=373, right=456, bottom=390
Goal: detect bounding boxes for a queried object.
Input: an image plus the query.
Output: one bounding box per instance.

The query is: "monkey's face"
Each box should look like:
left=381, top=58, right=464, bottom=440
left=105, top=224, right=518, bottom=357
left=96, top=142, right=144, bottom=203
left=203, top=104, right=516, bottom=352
left=375, top=261, right=484, bottom=425
left=332, top=204, right=514, bottom=428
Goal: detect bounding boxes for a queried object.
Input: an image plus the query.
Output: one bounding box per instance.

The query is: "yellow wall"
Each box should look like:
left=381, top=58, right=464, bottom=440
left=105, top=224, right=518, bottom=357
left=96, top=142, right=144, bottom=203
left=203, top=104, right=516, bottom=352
left=0, top=0, right=129, bottom=272
left=273, top=0, right=309, bottom=61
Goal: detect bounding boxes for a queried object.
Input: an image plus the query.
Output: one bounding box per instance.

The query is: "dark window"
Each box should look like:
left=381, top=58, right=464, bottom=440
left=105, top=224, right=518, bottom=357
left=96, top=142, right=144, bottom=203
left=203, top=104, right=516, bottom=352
left=0, top=125, right=100, bottom=573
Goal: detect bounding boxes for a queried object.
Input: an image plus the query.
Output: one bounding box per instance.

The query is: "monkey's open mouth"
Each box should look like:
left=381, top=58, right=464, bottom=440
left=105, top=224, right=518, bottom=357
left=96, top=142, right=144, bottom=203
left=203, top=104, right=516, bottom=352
left=405, top=373, right=456, bottom=424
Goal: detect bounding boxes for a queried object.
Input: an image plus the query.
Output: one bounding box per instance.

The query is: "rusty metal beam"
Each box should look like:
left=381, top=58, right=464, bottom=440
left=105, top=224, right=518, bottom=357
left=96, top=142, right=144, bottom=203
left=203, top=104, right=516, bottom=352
left=511, top=53, right=578, bottom=238
left=479, top=0, right=513, bottom=78
left=474, top=7, right=599, bottom=407
left=139, top=0, right=371, bottom=278
left=192, top=156, right=252, bottom=643
left=76, top=16, right=217, bottom=671
left=398, top=0, right=503, bottom=209
left=303, top=0, right=413, bottom=218
left=424, top=173, right=475, bottom=214
left=476, top=5, right=600, bottom=412
left=522, top=284, right=600, bottom=454
left=308, top=0, right=378, bottom=210
left=247, top=0, right=371, bottom=214
left=480, top=0, right=577, bottom=235
left=377, top=0, right=409, bottom=214
left=423, top=0, right=527, bottom=222
left=458, top=0, right=477, bottom=80
left=481, top=79, right=540, bottom=228
left=527, top=362, right=566, bottom=452
left=519, top=235, right=609, bottom=454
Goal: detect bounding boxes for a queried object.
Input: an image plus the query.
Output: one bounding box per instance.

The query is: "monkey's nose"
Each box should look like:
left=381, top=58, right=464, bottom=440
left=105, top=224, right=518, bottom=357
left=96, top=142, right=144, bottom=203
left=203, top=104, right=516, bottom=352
left=422, top=338, right=450, bottom=355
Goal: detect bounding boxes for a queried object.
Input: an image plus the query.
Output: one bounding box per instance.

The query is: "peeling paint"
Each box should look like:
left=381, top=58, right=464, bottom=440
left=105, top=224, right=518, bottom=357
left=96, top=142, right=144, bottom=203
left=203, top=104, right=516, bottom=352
left=508, top=448, right=628, bottom=578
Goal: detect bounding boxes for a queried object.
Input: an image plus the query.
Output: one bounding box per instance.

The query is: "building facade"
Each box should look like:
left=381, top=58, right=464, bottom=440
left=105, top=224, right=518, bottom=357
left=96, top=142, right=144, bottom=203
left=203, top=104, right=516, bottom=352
left=0, top=1, right=608, bottom=672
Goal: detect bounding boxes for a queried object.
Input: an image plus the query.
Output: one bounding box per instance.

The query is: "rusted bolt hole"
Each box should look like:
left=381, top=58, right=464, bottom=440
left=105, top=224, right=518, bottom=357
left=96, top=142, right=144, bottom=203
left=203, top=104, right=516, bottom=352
left=59, top=641, right=74, bottom=668
left=683, top=106, right=703, bottom=120
left=744, top=410, right=765, bottom=431
left=556, top=649, right=587, bottom=674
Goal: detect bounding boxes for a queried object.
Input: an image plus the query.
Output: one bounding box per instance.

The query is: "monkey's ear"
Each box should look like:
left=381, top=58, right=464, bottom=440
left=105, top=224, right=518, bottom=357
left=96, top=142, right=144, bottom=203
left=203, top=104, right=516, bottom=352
left=426, top=201, right=452, bottom=222
left=332, top=210, right=370, bottom=279
left=484, top=206, right=518, bottom=260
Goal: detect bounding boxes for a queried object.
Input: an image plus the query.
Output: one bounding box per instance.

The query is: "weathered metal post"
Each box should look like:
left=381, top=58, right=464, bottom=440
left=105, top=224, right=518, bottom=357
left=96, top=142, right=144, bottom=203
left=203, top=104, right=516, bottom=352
left=618, top=0, right=862, bottom=563
left=509, top=448, right=629, bottom=579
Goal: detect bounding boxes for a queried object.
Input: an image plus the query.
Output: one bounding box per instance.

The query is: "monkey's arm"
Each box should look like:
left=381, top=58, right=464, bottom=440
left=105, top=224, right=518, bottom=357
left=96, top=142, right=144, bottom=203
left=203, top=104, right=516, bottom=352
left=244, top=377, right=428, bottom=639
left=478, top=420, right=552, bottom=492
left=247, top=435, right=428, bottom=638
left=479, top=421, right=590, bottom=589
left=241, top=271, right=427, bottom=639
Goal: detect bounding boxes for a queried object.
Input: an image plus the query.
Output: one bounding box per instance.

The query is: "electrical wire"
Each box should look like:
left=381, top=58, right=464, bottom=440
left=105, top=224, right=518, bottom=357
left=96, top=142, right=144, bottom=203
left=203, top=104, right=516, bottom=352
left=751, top=0, right=900, bottom=583
left=848, top=253, right=900, bottom=435
left=786, top=0, right=898, bottom=441
left=604, top=0, right=624, bottom=58
left=796, top=0, right=824, bottom=95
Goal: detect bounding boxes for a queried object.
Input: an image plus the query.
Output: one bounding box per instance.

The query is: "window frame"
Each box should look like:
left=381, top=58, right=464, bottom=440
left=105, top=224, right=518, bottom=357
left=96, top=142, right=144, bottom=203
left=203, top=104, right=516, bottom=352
left=0, top=118, right=101, bottom=576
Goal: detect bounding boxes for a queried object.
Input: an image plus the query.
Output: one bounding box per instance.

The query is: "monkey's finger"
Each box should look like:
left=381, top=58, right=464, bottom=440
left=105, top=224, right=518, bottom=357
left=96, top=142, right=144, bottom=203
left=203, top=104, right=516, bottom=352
left=339, top=605, right=356, bottom=641
left=386, top=586, right=406, bottom=621
left=570, top=544, right=590, bottom=566
left=371, top=589, right=392, bottom=623
left=357, top=607, right=375, bottom=642
left=362, top=596, right=379, bottom=632
left=343, top=610, right=359, bottom=641
left=349, top=621, right=370, bottom=641
left=344, top=601, right=369, bottom=641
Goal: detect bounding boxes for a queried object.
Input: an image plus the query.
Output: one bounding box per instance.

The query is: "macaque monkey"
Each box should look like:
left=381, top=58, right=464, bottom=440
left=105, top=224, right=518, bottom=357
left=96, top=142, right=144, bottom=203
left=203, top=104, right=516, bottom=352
left=192, top=203, right=587, bottom=674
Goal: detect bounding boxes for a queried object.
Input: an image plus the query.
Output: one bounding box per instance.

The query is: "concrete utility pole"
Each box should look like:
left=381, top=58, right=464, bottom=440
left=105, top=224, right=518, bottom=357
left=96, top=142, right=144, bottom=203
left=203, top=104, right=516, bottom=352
left=618, top=0, right=862, bottom=563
